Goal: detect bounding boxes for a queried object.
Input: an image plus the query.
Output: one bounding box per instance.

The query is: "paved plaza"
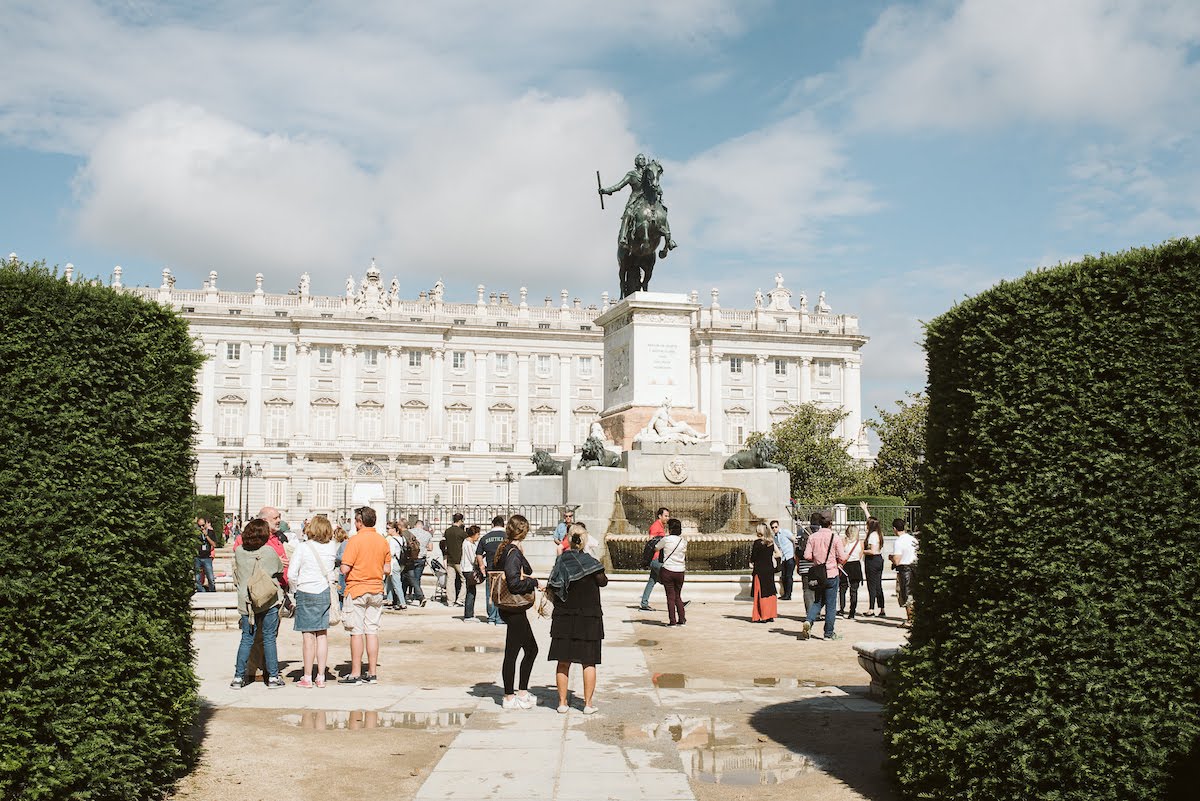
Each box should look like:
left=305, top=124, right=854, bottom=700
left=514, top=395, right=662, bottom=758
left=177, top=582, right=907, bottom=801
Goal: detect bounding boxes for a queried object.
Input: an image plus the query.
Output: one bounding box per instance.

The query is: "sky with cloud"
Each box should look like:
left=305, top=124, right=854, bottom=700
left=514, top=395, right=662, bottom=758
left=2, top=0, right=1198, bottom=433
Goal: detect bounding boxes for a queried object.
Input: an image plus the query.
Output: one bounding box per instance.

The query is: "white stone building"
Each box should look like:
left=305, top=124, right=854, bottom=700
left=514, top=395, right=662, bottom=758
left=119, top=262, right=868, bottom=525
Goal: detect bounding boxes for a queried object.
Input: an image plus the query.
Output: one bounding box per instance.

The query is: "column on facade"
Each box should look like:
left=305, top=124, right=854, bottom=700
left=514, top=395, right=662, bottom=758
left=690, top=352, right=699, bottom=411
left=246, top=343, right=264, bottom=447
left=709, top=349, right=725, bottom=453
left=699, top=345, right=712, bottom=417
left=753, top=354, right=768, bottom=434
left=472, top=349, right=488, bottom=452
left=430, top=347, right=445, bottom=442
left=296, top=343, right=312, bottom=439
left=843, top=356, right=862, bottom=447
left=557, top=354, right=573, bottom=454
left=799, top=356, right=812, bottom=404
left=199, top=341, right=217, bottom=443
left=385, top=345, right=402, bottom=439
left=339, top=344, right=356, bottom=440
left=516, top=353, right=531, bottom=453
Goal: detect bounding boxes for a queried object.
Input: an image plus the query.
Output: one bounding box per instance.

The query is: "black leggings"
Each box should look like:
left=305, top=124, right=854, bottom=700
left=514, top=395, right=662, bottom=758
left=864, top=554, right=886, bottom=613
left=499, top=608, right=539, bottom=694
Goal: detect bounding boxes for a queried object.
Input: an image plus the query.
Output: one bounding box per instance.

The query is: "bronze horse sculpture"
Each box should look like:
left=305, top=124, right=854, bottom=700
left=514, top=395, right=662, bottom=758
left=599, top=155, right=677, bottom=299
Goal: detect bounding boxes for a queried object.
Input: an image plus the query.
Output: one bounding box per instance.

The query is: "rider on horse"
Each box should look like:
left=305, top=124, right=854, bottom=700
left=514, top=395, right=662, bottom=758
left=600, top=154, right=677, bottom=255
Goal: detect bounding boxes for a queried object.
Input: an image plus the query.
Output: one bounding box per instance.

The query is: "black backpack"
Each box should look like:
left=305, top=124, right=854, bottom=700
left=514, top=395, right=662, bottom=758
left=640, top=536, right=664, bottom=569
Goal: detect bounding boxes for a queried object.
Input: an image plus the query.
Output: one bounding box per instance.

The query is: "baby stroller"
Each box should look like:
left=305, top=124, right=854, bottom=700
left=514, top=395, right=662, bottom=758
left=429, top=556, right=449, bottom=605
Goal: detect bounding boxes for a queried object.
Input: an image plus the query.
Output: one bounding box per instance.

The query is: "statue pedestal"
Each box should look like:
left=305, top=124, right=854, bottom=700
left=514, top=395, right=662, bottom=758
left=594, top=292, right=705, bottom=450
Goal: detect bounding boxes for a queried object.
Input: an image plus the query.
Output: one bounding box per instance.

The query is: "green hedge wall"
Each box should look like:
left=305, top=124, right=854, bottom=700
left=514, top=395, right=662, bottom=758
left=887, top=239, right=1200, bottom=800
left=0, top=261, right=204, bottom=799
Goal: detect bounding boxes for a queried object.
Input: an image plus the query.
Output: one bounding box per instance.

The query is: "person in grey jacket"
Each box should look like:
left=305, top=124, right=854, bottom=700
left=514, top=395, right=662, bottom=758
left=230, top=518, right=285, bottom=689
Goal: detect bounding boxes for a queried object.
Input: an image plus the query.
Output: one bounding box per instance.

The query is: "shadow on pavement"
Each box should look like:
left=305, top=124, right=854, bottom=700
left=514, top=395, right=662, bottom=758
left=748, top=696, right=897, bottom=801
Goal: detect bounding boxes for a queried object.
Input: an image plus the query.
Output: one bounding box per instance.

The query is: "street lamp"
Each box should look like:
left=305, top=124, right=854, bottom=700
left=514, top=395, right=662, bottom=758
left=493, top=464, right=516, bottom=518
left=188, top=456, right=199, bottom=516
left=220, top=454, right=262, bottom=523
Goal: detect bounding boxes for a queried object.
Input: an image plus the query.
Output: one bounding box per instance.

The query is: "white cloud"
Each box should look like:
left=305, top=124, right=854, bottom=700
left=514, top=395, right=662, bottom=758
left=72, top=94, right=641, bottom=294
left=841, top=0, right=1200, bottom=137
left=668, top=114, right=880, bottom=262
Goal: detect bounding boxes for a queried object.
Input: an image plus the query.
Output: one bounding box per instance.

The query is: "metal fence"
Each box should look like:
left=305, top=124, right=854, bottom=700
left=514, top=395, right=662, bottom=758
left=789, top=504, right=923, bottom=534
left=386, top=503, right=563, bottom=534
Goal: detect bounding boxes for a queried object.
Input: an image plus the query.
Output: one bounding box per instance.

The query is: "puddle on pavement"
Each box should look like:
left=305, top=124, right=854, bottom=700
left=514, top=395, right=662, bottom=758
left=621, top=715, right=817, bottom=785
left=280, top=709, right=471, bottom=731
left=449, top=645, right=503, bottom=653
left=653, top=673, right=821, bottom=690
left=386, top=639, right=425, bottom=645
left=635, top=639, right=659, bottom=647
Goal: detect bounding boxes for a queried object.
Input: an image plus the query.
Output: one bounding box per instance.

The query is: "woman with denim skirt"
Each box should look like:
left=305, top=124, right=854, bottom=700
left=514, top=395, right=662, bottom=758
left=230, top=518, right=285, bottom=689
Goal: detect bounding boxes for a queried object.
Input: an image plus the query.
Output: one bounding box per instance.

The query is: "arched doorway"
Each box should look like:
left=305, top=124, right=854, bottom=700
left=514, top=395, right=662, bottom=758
left=352, top=460, right=387, bottom=527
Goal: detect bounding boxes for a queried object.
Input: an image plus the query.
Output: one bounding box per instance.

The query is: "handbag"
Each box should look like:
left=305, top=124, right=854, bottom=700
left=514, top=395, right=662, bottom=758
left=805, top=533, right=836, bottom=593
left=535, top=588, right=553, bottom=618
left=488, top=550, right=535, bottom=611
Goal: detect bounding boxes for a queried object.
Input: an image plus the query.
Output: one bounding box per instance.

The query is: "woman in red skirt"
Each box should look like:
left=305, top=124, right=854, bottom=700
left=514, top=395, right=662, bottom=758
left=750, top=523, right=781, bottom=622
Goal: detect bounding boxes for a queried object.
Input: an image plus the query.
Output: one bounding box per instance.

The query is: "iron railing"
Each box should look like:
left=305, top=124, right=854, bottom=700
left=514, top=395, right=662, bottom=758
left=387, top=503, right=563, bottom=534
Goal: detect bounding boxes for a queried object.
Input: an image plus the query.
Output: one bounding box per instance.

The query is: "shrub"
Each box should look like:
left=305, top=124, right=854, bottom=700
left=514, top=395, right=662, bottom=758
left=0, top=260, right=204, bottom=799
left=886, top=239, right=1200, bottom=801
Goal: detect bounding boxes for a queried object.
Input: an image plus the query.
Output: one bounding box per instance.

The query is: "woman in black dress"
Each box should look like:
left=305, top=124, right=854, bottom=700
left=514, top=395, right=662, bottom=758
left=546, top=523, right=607, bottom=714
left=750, top=523, right=781, bottom=623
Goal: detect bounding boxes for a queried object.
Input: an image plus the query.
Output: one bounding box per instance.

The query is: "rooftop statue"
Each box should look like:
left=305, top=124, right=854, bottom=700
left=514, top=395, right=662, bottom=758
left=598, top=154, right=677, bottom=298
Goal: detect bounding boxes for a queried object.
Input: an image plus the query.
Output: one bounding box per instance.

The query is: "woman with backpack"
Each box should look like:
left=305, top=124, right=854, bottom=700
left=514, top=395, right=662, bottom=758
left=493, top=515, right=540, bottom=710
left=231, top=518, right=285, bottom=689
left=287, top=515, right=339, bottom=687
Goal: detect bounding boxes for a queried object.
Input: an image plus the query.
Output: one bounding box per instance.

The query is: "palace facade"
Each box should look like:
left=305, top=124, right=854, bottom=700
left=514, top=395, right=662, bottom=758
left=118, top=261, right=868, bottom=525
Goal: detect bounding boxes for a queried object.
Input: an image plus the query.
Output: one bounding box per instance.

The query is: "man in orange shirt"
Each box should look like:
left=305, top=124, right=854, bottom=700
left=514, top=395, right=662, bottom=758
left=338, top=506, right=391, bottom=684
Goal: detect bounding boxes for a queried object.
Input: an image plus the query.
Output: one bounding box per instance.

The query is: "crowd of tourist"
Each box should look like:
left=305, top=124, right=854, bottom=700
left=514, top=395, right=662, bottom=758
left=211, top=502, right=916, bottom=708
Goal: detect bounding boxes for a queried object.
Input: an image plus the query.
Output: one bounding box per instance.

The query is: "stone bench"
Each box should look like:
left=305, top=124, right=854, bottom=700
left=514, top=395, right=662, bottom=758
left=853, top=641, right=903, bottom=700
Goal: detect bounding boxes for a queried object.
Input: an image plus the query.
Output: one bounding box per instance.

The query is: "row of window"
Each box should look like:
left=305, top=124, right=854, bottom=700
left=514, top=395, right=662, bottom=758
left=225, top=344, right=840, bottom=379
left=221, top=476, right=507, bottom=510
left=224, top=344, right=594, bottom=377
left=218, top=407, right=590, bottom=449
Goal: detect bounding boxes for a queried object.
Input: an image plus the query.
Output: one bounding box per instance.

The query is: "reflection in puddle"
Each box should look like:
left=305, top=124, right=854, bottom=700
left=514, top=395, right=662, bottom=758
left=449, top=645, right=503, bottom=653
left=388, top=639, right=425, bottom=645
left=280, top=710, right=471, bottom=731
left=653, top=673, right=820, bottom=689
left=622, top=716, right=816, bottom=785
left=635, top=639, right=659, bottom=647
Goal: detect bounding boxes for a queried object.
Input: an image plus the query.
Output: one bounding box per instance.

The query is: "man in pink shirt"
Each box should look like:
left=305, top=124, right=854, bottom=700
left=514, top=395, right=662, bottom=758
left=800, top=510, right=847, bottom=641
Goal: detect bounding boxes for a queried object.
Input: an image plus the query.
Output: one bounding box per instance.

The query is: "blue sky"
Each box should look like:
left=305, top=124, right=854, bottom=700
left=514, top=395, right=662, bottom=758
left=2, top=0, right=1198, bottom=427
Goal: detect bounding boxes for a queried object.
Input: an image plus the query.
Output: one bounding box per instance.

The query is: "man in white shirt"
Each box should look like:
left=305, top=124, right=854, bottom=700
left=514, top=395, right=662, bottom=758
left=890, top=518, right=919, bottom=627
left=405, top=520, right=433, bottom=607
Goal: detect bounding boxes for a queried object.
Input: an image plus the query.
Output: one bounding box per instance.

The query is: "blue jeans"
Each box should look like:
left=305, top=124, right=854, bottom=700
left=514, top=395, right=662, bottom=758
left=384, top=571, right=406, bottom=607
left=403, top=558, right=426, bottom=602
left=779, top=558, right=795, bottom=599
left=463, top=577, right=478, bottom=619
left=234, top=606, right=280, bottom=679
left=194, top=557, right=216, bottom=592
left=485, top=575, right=503, bottom=625
left=640, top=572, right=657, bottom=607
left=806, top=575, right=840, bottom=638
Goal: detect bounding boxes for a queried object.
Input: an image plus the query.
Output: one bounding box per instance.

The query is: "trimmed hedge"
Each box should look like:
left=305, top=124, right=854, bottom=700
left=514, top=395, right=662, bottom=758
left=0, top=261, right=204, bottom=799
left=887, top=239, right=1200, bottom=800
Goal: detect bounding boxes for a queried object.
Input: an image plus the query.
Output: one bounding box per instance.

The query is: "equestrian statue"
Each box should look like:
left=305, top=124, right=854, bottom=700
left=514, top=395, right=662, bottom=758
left=598, top=154, right=677, bottom=298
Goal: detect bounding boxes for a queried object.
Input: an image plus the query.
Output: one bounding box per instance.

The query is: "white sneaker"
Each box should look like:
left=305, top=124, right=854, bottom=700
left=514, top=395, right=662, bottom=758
left=502, top=695, right=524, bottom=710
left=583, top=705, right=598, bottom=715
left=557, top=704, right=569, bottom=714
left=516, top=692, right=535, bottom=709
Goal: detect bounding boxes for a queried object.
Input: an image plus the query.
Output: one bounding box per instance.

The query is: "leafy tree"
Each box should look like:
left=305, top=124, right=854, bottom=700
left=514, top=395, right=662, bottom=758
left=868, top=391, right=928, bottom=501
left=750, top=403, right=864, bottom=504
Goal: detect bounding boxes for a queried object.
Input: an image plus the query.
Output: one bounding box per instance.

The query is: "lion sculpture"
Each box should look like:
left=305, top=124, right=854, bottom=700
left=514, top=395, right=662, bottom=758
left=723, top=439, right=786, bottom=471
left=580, top=435, right=621, bottom=468
left=528, top=449, right=566, bottom=476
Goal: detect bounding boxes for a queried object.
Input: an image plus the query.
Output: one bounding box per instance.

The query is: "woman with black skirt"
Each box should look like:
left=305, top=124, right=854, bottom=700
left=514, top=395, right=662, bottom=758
left=494, top=515, right=540, bottom=710
left=547, top=523, right=607, bottom=714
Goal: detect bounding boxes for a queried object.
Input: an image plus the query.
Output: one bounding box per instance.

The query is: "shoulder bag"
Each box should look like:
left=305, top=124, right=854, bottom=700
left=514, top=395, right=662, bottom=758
left=805, top=533, right=836, bottom=593
left=489, top=550, right=535, bottom=611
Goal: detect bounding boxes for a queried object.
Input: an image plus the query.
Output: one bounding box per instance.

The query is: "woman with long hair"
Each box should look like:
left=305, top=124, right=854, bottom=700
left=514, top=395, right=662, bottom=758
left=287, top=515, right=339, bottom=687
left=839, top=524, right=865, bottom=619
left=231, top=518, right=285, bottom=689
left=494, top=515, right=540, bottom=709
left=749, top=523, right=781, bottom=623
left=547, top=523, right=607, bottom=714
left=860, top=502, right=886, bottom=617
left=658, top=518, right=688, bottom=626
